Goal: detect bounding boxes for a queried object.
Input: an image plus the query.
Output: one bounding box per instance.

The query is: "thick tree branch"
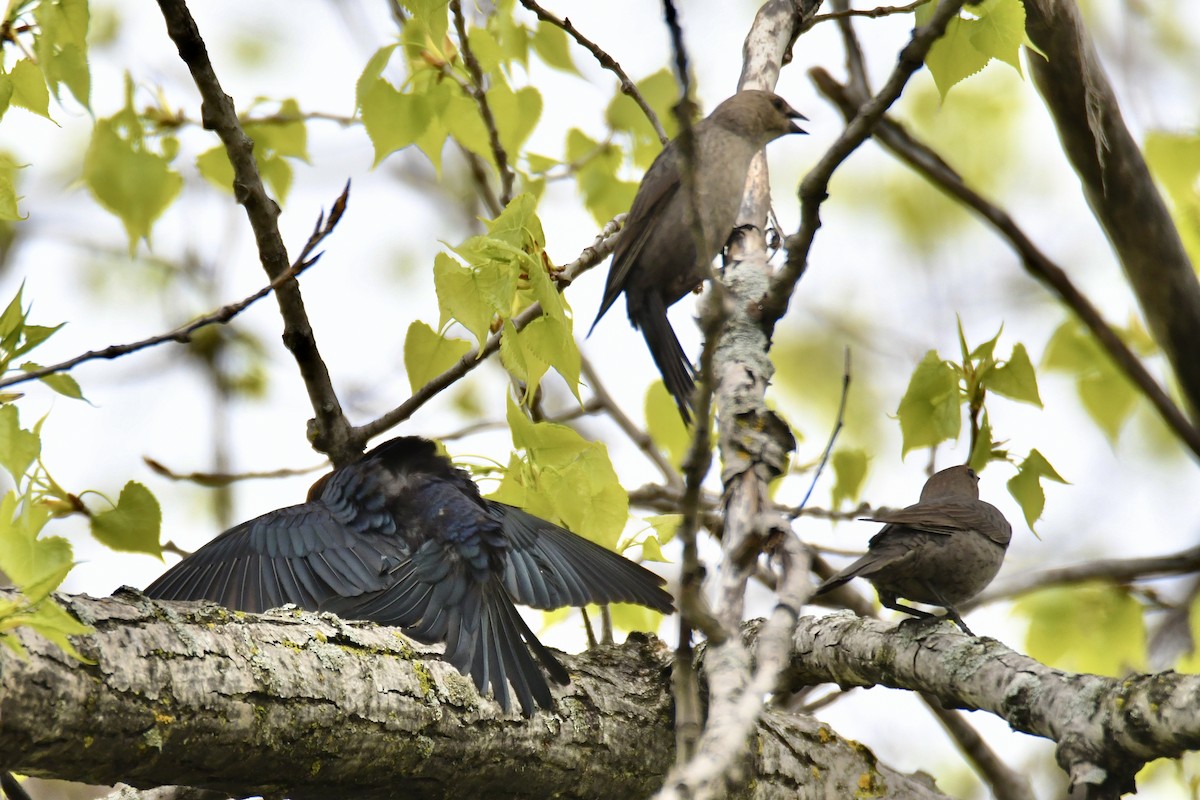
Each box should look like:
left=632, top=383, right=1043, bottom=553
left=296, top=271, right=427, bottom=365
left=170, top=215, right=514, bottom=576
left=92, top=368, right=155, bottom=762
left=808, top=68, right=1200, bottom=460
left=0, top=591, right=954, bottom=800
left=153, top=0, right=356, bottom=465
left=782, top=614, right=1200, bottom=796
left=1023, top=0, right=1200, bottom=423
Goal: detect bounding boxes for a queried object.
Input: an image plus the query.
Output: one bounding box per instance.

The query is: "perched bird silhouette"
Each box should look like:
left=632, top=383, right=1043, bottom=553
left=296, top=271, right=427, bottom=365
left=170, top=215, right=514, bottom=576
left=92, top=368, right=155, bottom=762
left=144, top=437, right=673, bottom=716
left=812, top=465, right=1011, bottom=635
left=589, top=89, right=806, bottom=422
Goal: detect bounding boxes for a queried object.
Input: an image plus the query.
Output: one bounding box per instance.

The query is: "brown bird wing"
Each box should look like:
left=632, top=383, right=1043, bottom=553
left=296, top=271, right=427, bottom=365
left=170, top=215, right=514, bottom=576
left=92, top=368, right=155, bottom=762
left=589, top=145, right=683, bottom=330
left=863, top=500, right=1011, bottom=547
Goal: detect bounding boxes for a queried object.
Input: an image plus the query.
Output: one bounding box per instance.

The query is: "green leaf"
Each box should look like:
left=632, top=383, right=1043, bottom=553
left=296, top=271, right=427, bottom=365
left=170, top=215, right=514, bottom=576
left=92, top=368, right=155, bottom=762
left=0, top=404, right=40, bottom=482
left=33, top=0, right=92, bottom=108
left=607, top=602, right=665, bottom=634
left=0, top=489, right=70, bottom=592
left=645, top=381, right=689, bottom=470
left=0, top=164, right=21, bottom=222
left=496, top=398, right=629, bottom=550
left=84, top=118, right=183, bottom=252
left=605, top=69, right=678, bottom=168
left=967, top=0, right=1031, bottom=74
left=531, top=20, right=579, bottom=75
left=922, top=13, right=990, bottom=99
left=986, top=342, right=1042, bottom=406
left=1017, top=583, right=1145, bottom=676
left=89, top=481, right=162, bottom=557
left=489, top=83, right=542, bottom=158
left=0, top=72, right=13, bottom=120
left=896, top=350, right=962, bottom=455
left=9, top=59, right=51, bottom=120
left=1006, top=448, right=1066, bottom=529
left=620, top=514, right=679, bottom=563
left=830, top=448, right=868, bottom=509
left=401, top=0, right=451, bottom=51
left=500, top=316, right=580, bottom=404
left=1, top=596, right=93, bottom=662
left=566, top=128, right=637, bottom=225
left=1043, top=320, right=1137, bottom=441
left=968, top=410, right=993, bottom=472
left=360, top=79, right=432, bottom=166
left=403, top=320, right=473, bottom=394
left=19, top=363, right=84, bottom=401
left=432, top=251, right=498, bottom=347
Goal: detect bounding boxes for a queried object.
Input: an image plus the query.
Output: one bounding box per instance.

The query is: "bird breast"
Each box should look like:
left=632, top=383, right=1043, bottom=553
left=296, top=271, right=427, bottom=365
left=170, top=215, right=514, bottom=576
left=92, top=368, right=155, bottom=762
left=869, top=528, right=1006, bottom=606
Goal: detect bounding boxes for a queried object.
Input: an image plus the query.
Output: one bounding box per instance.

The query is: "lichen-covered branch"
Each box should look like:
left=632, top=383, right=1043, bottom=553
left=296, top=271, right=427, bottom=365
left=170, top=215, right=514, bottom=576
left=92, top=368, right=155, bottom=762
left=0, top=591, right=953, bottom=800
left=782, top=614, right=1200, bottom=796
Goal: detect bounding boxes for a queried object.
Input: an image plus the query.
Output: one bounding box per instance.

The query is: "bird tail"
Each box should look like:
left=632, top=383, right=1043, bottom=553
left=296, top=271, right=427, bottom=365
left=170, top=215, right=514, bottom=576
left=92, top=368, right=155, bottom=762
left=467, top=581, right=567, bottom=716
left=634, top=293, right=696, bottom=424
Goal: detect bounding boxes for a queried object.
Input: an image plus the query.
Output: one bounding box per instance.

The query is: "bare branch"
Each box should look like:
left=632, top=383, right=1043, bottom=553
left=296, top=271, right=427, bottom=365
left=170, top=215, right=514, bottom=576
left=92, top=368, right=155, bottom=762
left=0, top=183, right=350, bottom=393
left=153, top=0, right=355, bottom=464
left=807, top=0, right=930, bottom=27
left=517, top=0, right=668, bottom=144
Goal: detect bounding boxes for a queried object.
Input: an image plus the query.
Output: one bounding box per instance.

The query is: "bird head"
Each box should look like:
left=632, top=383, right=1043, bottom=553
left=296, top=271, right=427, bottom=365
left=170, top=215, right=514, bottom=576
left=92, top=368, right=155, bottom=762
left=919, top=465, right=982, bottom=502
left=711, top=89, right=808, bottom=144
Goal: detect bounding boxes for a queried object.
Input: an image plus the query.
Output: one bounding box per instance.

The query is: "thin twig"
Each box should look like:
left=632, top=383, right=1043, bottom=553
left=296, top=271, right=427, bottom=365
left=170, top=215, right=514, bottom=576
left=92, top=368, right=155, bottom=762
left=923, top=696, right=1036, bottom=800
left=450, top=0, right=516, bottom=207
left=967, top=544, right=1200, bottom=610
left=0, top=184, right=350, bottom=392
left=809, top=68, right=1200, bottom=461
left=517, top=0, right=668, bottom=144
left=354, top=216, right=624, bottom=443
left=143, top=457, right=326, bottom=488
left=154, top=0, right=355, bottom=464
left=806, top=0, right=931, bottom=28
left=793, top=347, right=851, bottom=515
left=579, top=356, right=682, bottom=491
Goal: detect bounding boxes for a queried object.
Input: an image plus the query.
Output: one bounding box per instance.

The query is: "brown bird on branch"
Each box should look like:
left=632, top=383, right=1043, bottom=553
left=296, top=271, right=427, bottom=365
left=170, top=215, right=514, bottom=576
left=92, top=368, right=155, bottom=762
left=588, top=89, right=806, bottom=422
left=812, top=465, right=1012, bottom=635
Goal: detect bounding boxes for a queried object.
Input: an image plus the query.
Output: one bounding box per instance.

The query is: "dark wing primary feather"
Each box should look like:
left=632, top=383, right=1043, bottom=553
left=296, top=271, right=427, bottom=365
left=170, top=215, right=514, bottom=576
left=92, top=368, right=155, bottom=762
left=143, top=502, right=397, bottom=613
left=491, top=502, right=674, bottom=613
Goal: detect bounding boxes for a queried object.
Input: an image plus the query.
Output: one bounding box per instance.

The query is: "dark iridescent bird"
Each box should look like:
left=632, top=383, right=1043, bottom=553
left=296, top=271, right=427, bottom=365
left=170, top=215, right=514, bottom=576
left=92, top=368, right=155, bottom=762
left=589, top=89, right=807, bottom=422
left=812, top=465, right=1012, bottom=635
left=144, top=437, right=673, bottom=715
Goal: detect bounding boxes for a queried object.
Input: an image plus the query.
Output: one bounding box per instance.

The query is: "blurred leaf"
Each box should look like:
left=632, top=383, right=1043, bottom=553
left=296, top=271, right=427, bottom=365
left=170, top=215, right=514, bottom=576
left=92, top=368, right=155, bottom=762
left=897, top=350, right=962, bottom=455
left=84, top=117, right=183, bottom=252
left=0, top=596, right=93, bottom=662
left=620, top=514, right=679, bottom=563
left=89, top=481, right=162, bottom=557
left=830, top=448, right=868, bottom=509
left=645, top=381, right=689, bottom=470
left=401, top=0, right=450, bottom=49
left=566, top=127, right=637, bottom=225
left=0, top=404, right=39, bottom=482
left=403, top=321, right=472, bottom=394
left=9, top=59, right=51, bottom=120
left=605, top=69, right=677, bottom=169
left=1017, top=582, right=1146, bottom=676
left=33, top=0, right=91, bottom=108
left=489, top=83, right=541, bottom=157
left=606, top=601, right=665, bottom=634
left=1043, top=319, right=1137, bottom=442
left=531, top=20, right=578, bottom=75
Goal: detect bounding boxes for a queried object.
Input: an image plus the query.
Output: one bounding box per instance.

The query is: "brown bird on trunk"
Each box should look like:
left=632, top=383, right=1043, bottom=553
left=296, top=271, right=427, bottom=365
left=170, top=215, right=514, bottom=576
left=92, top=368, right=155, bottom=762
left=588, top=89, right=806, bottom=422
left=812, top=465, right=1012, bottom=635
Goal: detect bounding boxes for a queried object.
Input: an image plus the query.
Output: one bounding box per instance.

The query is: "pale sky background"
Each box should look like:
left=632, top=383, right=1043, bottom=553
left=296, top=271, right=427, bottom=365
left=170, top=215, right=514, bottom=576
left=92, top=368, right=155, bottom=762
left=1, top=1, right=1198, bottom=796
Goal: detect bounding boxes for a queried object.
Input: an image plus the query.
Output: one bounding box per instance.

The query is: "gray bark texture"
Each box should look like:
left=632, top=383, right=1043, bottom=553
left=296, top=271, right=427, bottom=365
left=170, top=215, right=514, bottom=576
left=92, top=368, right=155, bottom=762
left=1024, top=0, right=1200, bottom=423
left=0, top=590, right=949, bottom=800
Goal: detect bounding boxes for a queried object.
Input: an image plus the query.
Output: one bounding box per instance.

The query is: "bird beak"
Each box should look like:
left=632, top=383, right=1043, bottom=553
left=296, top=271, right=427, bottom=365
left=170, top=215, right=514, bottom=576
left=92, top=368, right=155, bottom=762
left=787, top=107, right=809, bottom=135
